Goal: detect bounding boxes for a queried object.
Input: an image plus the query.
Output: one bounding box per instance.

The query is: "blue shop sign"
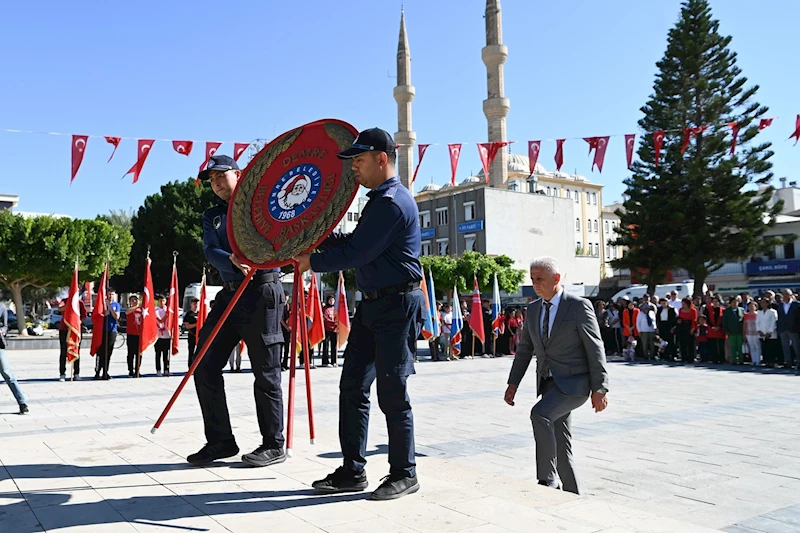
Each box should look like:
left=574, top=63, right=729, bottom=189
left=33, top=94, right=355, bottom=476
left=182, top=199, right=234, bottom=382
left=420, top=228, right=435, bottom=239
left=458, top=220, right=484, bottom=233
left=746, top=259, right=800, bottom=276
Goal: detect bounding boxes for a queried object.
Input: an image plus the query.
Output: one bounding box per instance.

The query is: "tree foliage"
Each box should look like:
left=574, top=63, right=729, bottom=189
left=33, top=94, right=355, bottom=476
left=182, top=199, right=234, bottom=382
left=99, top=208, right=135, bottom=230
left=421, top=252, right=524, bottom=299
left=611, top=0, right=781, bottom=296
left=320, top=269, right=357, bottom=293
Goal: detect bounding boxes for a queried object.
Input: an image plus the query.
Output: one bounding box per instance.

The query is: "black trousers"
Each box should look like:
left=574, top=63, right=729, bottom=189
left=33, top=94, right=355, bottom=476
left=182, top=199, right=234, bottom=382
left=194, top=281, right=285, bottom=448
left=281, top=328, right=290, bottom=369
left=657, top=325, right=676, bottom=360
left=127, top=334, right=140, bottom=374
left=155, top=338, right=171, bottom=373
left=677, top=326, right=695, bottom=362
left=95, top=331, right=116, bottom=376
left=322, top=331, right=337, bottom=365
left=339, top=289, right=424, bottom=478
left=59, top=329, right=81, bottom=375
left=188, top=334, right=197, bottom=368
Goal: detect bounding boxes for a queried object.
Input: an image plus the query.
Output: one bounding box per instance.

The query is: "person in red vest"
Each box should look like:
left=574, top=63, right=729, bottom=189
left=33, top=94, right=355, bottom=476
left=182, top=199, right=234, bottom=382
left=125, top=295, right=142, bottom=377
left=621, top=299, right=639, bottom=340
left=321, top=295, right=338, bottom=367
left=58, top=297, right=87, bottom=381
left=704, top=297, right=726, bottom=363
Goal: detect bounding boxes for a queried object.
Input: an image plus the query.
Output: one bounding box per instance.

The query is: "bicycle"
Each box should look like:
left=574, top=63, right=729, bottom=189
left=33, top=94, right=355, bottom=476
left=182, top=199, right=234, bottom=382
left=114, top=332, right=126, bottom=349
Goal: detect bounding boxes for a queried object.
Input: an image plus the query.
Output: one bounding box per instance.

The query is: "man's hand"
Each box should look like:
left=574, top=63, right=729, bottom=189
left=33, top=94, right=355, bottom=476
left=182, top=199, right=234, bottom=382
left=504, top=384, right=518, bottom=406
left=295, top=254, right=311, bottom=274
left=591, top=391, right=608, bottom=413
left=229, top=254, right=252, bottom=275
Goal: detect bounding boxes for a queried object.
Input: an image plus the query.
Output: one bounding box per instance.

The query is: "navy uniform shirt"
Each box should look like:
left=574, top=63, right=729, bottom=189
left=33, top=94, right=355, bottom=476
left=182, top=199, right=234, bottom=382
left=310, top=177, right=422, bottom=292
left=202, top=204, right=279, bottom=282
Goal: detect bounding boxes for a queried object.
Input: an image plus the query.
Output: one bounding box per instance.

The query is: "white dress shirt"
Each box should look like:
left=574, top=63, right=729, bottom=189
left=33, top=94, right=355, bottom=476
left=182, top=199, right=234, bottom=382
left=540, top=287, right=563, bottom=338
left=669, top=298, right=683, bottom=311
left=156, top=307, right=171, bottom=339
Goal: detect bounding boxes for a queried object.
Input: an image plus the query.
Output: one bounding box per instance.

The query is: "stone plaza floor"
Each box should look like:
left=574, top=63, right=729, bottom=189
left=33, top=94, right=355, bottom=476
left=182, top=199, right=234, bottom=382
left=2, top=340, right=800, bottom=532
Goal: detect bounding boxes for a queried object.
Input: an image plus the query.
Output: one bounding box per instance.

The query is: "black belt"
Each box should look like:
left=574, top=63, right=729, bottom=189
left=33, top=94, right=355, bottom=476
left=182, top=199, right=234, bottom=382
left=362, top=281, right=420, bottom=301
left=223, top=272, right=279, bottom=291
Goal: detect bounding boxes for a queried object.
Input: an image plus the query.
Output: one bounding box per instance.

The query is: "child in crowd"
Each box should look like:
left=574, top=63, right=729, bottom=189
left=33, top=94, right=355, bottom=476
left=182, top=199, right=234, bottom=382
left=623, top=336, right=638, bottom=362
left=696, top=315, right=709, bottom=363
left=656, top=335, right=670, bottom=360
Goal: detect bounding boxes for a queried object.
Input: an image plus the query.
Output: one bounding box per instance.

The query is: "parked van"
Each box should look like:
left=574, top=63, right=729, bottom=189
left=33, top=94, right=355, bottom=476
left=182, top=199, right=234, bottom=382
left=610, top=280, right=706, bottom=303
left=182, top=283, right=223, bottom=314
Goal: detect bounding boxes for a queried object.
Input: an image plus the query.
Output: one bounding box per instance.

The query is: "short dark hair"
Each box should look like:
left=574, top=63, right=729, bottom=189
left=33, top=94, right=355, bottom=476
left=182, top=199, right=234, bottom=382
left=156, top=294, right=165, bottom=300
left=373, top=150, right=396, bottom=165
left=190, top=298, right=199, bottom=304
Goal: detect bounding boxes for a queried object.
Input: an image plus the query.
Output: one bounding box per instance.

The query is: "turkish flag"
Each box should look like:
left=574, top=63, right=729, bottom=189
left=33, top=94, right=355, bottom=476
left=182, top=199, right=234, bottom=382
left=105, top=136, right=121, bottom=162
left=234, top=142, right=250, bottom=162
left=411, top=143, right=430, bottom=185
left=71, top=135, right=89, bottom=184
left=199, top=142, right=223, bottom=174
left=469, top=275, right=485, bottom=345
left=477, top=142, right=510, bottom=184
left=789, top=115, right=800, bottom=146
left=528, top=141, right=541, bottom=176
left=584, top=136, right=610, bottom=173
left=624, top=134, right=636, bottom=169
left=728, top=122, right=740, bottom=155
left=197, top=272, right=208, bottom=334
left=335, top=272, right=350, bottom=349
left=448, top=144, right=462, bottom=186
left=123, top=139, right=155, bottom=183
left=680, top=125, right=707, bottom=155
left=554, top=139, right=565, bottom=171
left=62, top=261, right=83, bottom=364
left=653, top=130, right=665, bottom=167
left=305, top=273, right=326, bottom=349
left=139, top=258, right=158, bottom=357
left=172, top=140, right=193, bottom=156
left=758, top=118, right=774, bottom=130
left=167, top=262, right=180, bottom=355
left=90, top=263, right=109, bottom=357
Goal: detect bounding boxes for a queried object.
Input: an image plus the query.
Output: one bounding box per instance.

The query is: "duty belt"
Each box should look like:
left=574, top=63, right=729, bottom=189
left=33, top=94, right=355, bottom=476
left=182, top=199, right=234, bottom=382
left=362, top=281, right=421, bottom=301
left=223, top=272, right=279, bottom=291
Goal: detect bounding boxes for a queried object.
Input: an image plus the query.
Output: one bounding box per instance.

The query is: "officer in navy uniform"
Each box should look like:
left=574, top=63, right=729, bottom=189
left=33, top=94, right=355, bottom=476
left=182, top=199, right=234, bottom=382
left=295, top=128, right=425, bottom=501
left=188, top=154, right=287, bottom=468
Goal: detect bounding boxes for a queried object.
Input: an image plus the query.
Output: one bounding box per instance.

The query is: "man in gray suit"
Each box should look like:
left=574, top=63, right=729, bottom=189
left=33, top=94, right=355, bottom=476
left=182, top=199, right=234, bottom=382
left=504, top=257, right=609, bottom=494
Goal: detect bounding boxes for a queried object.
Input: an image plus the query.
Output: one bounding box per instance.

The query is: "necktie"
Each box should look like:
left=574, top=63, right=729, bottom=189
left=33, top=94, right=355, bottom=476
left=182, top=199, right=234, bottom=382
left=542, top=301, right=552, bottom=344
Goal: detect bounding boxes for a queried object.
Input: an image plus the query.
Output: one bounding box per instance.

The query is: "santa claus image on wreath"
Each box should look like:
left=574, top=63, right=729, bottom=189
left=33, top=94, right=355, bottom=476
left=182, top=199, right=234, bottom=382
left=277, top=173, right=312, bottom=211
left=268, top=164, right=322, bottom=222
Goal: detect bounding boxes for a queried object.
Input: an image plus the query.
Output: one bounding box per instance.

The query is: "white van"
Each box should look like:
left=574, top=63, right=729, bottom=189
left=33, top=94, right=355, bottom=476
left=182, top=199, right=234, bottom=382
left=182, top=283, right=223, bottom=313
left=610, top=280, right=706, bottom=303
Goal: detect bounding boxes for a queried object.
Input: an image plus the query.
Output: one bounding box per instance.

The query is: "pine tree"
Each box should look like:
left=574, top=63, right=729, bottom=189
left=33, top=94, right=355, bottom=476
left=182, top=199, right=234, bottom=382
left=612, top=0, right=781, bottom=297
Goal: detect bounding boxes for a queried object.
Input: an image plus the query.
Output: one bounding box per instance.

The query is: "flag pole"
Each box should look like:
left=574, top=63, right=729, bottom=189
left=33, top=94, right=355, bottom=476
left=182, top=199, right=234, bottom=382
left=137, top=246, right=150, bottom=379
left=299, top=276, right=316, bottom=445
left=169, top=250, right=177, bottom=373
left=103, top=256, right=110, bottom=378
left=150, top=268, right=256, bottom=434
left=71, top=256, right=78, bottom=382
left=286, top=265, right=301, bottom=457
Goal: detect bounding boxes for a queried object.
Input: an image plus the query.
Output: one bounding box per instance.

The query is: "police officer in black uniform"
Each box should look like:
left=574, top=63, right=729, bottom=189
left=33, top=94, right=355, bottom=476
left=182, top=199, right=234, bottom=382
left=188, top=154, right=287, bottom=468
left=295, top=128, right=425, bottom=500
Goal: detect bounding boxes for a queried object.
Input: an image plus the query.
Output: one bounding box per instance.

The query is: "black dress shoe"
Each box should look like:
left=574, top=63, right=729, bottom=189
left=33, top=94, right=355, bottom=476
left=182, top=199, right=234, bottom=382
left=312, top=467, right=368, bottom=493
left=19, top=404, right=29, bottom=415
left=370, top=474, right=420, bottom=500
left=241, top=445, right=286, bottom=467
left=187, top=441, right=239, bottom=465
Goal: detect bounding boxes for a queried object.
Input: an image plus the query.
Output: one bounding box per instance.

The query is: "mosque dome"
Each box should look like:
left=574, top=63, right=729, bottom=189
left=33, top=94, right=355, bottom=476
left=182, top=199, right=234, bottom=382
left=476, top=153, right=549, bottom=178
left=459, top=176, right=482, bottom=186
left=419, top=183, right=441, bottom=192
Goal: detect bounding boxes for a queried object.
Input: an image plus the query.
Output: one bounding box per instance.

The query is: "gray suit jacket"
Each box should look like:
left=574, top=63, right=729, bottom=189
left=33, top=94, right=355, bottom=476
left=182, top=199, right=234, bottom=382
left=508, top=290, right=609, bottom=397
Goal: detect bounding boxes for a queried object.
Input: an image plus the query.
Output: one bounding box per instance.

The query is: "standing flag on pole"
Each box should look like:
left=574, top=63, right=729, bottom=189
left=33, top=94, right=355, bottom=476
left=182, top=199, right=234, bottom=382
left=335, top=272, right=351, bottom=349
left=167, top=259, right=180, bottom=355
left=469, top=275, right=485, bottom=345
left=450, top=286, right=463, bottom=356
left=62, top=259, right=83, bottom=364
left=71, top=135, right=89, bottom=184
left=491, top=272, right=504, bottom=336
left=90, top=262, right=109, bottom=356
left=306, top=273, right=326, bottom=349
left=197, top=270, right=208, bottom=334
left=139, top=257, right=158, bottom=356
left=420, top=273, right=435, bottom=341
left=427, top=268, right=440, bottom=338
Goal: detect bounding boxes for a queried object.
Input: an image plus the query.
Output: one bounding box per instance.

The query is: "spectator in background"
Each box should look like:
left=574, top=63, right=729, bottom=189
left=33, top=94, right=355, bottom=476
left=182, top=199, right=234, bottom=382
left=460, top=300, right=473, bottom=359
left=440, top=304, right=453, bottom=361
left=0, top=301, right=28, bottom=414
left=776, top=289, right=800, bottom=369
left=125, top=295, right=142, bottom=377
left=704, top=297, right=726, bottom=364
left=621, top=299, right=639, bottom=346
left=743, top=302, right=761, bottom=366
left=154, top=294, right=171, bottom=377
left=757, top=298, right=780, bottom=367
left=723, top=296, right=745, bottom=364
left=677, top=297, right=697, bottom=363
left=637, top=295, right=657, bottom=360
left=322, top=295, right=338, bottom=367
left=696, top=315, right=710, bottom=363
left=656, top=297, right=678, bottom=361
left=607, top=303, right=623, bottom=356
left=668, top=291, right=683, bottom=312
left=595, top=301, right=611, bottom=356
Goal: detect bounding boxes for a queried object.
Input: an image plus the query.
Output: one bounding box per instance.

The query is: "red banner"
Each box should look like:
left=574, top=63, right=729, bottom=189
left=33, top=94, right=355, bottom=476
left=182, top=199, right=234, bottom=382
left=758, top=117, right=774, bottom=130
left=448, top=143, right=462, bottom=186
left=411, top=143, right=430, bottom=185
left=335, top=271, right=350, bottom=349
left=123, top=139, right=155, bottom=183
left=554, top=139, right=565, bottom=171
left=71, top=135, right=88, bottom=184
left=728, top=122, right=740, bottom=155
left=680, top=125, right=707, bottom=155
left=306, top=274, right=325, bottom=349
left=477, top=142, right=510, bottom=183
left=200, top=142, right=222, bottom=173
left=584, top=136, right=610, bottom=173
left=89, top=263, right=109, bottom=357
left=105, top=136, right=121, bottom=162
left=197, top=272, right=208, bottom=334
left=469, top=275, right=485, bottom=344
left=139, top=258, right=158, bottom=357
left=172, top=140, right=193, bottom=156
left=234, top=142, right=250, bottom=162
left=528, top=140, right=541, bottom=176
left=789, top=115, right=800, bottom=146
left=167, top=262, right=180, bottom=355
left=653, top=130, right=665, bottom=167
left=625, top=134, right=636, bottom=169
left=62, top=261, right=82, bottom=364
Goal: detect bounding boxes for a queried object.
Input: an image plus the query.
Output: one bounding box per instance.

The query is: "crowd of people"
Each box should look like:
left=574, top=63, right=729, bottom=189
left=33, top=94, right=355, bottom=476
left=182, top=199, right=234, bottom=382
left=593, top=289, right=800, bottom=370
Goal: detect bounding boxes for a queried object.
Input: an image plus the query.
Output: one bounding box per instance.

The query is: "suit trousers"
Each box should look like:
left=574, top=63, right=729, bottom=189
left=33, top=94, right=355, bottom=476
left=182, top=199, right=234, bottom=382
left=193, top=281, right=285, bottom=448
left=779, top=332, right=800, bottom=366
left=530, top=378, right=589, bottom=494
left=339, top=289, right=424, bottom=478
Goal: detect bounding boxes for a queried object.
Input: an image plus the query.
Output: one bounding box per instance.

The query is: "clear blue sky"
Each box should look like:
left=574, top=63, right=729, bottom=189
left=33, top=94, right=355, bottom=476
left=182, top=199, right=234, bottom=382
left=2, top=0, right=798, bottom=220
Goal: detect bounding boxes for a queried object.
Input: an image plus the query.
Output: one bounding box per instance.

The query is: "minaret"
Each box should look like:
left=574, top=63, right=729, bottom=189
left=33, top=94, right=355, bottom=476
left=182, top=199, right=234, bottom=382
left=394, top=8, right=416, bottom=193
left=482, top=0, right=510, bottom=188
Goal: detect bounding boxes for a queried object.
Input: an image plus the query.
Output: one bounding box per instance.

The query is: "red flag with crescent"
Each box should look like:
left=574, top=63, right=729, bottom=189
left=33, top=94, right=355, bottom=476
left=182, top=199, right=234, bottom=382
left=758, top=118, right=774, bottom=130
left=554, top=139, right=565, bottom=171
left=62, top=261, right=82, bottom=364
left=139, top=258, right=158, bottom=356
left=105, top=136, right=121, bottom=162
left=71, top=135, right=89, bottom=184
left=411, top=144, right=430, bottom=185
left=448, top=144, right=462, bottom=186
left=653, top=130, right=665, bottom=167
left=89, top=263, right=109, bottom=357
left=469, top=275, right=485, bottom=345
left=624, top=134, right=636, bottom=169
left=528, top=141, right=541, bottom=176
left=234, top=143, right=250, bottom=162
left=305, top=274, right=325, bottom=349
left=197, top=272, right=208, bottom=334
left=680, top=125, right=707, bottom=155
left=477, top=142, right=510, bottom=184
left=582, top=136, right=610, bottom=173
left=167, top=262, right=180, bottom=355
left=728, top=122, right=740, bottom=155
left=172, top=140, right=193, bottom=156
left=335, top=271, right=350, bottom=349
left=789, top=115, right=800, bottom=146
left=123, top=139, right=155, bottom=183
left=196, top=142, right=223, bottom=185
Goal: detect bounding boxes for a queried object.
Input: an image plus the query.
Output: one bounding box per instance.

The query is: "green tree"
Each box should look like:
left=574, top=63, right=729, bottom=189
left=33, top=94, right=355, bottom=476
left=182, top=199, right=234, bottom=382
left=0, top=211, right=132, bottom=334
left=320, top=269, right=357, bottom=293
left=99, top=208, right=135, bottom=230
left=112, top=178, right=220, bottom=296
left=612, top=0, right=781, bottom=297
left=421, top=252, right=524, bottom=299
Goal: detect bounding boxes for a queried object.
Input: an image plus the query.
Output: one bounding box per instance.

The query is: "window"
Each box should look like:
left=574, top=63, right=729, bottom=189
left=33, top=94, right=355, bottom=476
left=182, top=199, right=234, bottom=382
left=546, top=187, right=551, bottom=196
left=588, top=243, right=593, bottom=255
left=587, top=220, right=591, bottom=232
left=436, top=207, right=448, bottom=226
left=464, top=201, right=475, bottom=221
left=595, top=243, right=600, bottom=256
left=592, top=192, right=597, bottom=205
left=527, top=180, right=535, bottom=193
left=577, top=241, right=582, bottom=253
left=574, top=191, right=579, bottom=204
left=419, top=211, right=431, bottom=228
left=509, top=181, right=519, bottom=192
left=437, top=238, right=449, bottom=256
left=575, top=218, right=580, bottom=232
left=785, top=242, right=796, bottom=260
left=586, top=191, right=591, bottom=203
left=421, top=241, right=431, bottom=256
left=566, top=189, right=572, bottom=200
left=464, top=234, right=476, bottom=252
left=604, top=220, right=609, bottom=234
left=606, top=245, right=611, bottom=257
left=593, top=220, right=598, bottom=233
